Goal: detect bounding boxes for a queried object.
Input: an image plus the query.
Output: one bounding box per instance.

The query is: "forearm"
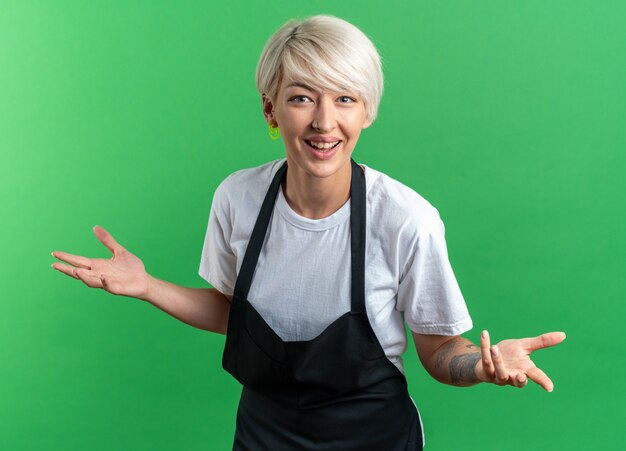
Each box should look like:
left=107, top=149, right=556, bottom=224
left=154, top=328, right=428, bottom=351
left=140, top=274, right=231, bottom=334
left=421, top=336, right=482, bottom=387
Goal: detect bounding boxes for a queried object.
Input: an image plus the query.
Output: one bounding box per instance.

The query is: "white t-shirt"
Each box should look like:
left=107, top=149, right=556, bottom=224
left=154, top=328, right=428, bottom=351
left=199, top=159, right=473, bottom=374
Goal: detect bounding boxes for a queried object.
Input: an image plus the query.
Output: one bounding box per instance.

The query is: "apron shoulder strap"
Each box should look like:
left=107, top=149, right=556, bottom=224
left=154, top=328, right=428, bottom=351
left=349, top=159, right=367, bottom=314
left=233, top=161, right=287, bottom=299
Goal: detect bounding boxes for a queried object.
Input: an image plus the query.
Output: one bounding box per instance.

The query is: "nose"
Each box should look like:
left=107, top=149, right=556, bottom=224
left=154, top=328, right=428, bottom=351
left=312, top=96, right=336, bottom=132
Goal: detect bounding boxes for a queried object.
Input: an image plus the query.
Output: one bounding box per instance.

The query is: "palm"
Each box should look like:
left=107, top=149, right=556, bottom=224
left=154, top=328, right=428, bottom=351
left=86, top=249, right=148, bottom=296
left=495, top=339, right=537, bottom=374
left=51, top=225, right=150, bottom=299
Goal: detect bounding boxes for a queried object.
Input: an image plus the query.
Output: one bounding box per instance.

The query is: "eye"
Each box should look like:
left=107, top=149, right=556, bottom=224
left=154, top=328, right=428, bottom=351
left=337, top=96, right=356, bottom=104
left=289, top=95, right=312, bottom=103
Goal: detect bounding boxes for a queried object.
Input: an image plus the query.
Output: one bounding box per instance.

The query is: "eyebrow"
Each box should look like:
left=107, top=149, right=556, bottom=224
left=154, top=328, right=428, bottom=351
left=286, top=82, right=316, bottom=91
left=285, top=82, right=357, bottom=97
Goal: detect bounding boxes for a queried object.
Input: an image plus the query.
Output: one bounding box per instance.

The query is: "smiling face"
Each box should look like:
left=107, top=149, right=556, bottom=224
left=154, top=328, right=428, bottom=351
left=263, top=76, right=372, bottom=182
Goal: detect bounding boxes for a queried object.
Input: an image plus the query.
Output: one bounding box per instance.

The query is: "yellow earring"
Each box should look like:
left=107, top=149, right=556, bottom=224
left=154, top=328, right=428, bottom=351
left=268, top=123, right=280, bottom=140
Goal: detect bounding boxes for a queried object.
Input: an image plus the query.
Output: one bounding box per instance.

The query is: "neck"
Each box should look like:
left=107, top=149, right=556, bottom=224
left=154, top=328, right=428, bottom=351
left=283, top=160, right=352, bottom=219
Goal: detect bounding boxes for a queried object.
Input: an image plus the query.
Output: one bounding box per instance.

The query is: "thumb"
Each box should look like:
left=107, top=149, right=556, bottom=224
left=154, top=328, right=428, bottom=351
left=93, top=225, right=126, bottom=255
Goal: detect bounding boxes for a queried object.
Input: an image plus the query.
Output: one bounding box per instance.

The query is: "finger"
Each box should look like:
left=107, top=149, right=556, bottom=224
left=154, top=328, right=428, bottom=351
left=51, top=262, right=81, bottom=279
left=74, top=268, right=104, bottom=289
left=51, top=251, right=92, bottom=269
left=513, top=373, right=528, bottom=388
left=521, top=332, right=567, bottom=352
left=93, top=225, right=126, bottom=255
left=490, top=345, right=510, bottom=385
left=526, top=366, right=554, bottom=392
left=480, top=330, right=495, bottom=378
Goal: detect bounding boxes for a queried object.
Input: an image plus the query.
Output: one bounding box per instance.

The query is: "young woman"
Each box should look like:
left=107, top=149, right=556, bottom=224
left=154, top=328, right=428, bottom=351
left=52, top=15, right=565, bottom=450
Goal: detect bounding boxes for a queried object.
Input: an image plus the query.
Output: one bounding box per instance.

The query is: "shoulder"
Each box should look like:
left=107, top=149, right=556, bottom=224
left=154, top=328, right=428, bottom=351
left=213, top=158, right=286, bottom=211
left=363, top=164, right=442, bottom=237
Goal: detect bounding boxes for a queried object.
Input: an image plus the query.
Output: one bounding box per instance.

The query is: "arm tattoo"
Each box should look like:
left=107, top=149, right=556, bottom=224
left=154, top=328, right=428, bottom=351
left=434, top=342, right=477, bottom=370
left=449, top=352, right=481, bottom=385
left=434, top=340, right=457, bottom=370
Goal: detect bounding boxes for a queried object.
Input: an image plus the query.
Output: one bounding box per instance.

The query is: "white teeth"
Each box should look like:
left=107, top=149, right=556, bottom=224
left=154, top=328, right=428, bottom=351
left=308, top=141, right=339, bottom=150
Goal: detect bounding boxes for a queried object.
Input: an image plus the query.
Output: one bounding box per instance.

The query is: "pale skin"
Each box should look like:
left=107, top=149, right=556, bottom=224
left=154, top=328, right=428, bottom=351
left=51, top=73, right=566, bottom=391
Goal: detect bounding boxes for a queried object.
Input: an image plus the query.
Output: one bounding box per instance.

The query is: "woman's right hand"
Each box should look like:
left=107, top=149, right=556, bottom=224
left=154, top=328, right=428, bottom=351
left=51, top=225, right=151, bottom=300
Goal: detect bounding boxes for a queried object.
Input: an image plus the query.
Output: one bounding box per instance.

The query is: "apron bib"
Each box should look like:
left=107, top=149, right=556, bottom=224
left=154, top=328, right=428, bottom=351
left=222, top=160, right=422, bottom=450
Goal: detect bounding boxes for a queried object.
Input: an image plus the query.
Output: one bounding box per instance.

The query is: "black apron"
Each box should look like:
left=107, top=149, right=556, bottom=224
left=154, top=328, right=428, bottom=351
left=222, top=159, right=422, bottom=450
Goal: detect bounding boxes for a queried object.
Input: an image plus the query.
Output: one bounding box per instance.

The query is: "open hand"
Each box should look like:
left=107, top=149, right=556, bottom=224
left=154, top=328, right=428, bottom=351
left=476, top=330, right=566, bottom=392
left=51, top=225, right=150, bottom=299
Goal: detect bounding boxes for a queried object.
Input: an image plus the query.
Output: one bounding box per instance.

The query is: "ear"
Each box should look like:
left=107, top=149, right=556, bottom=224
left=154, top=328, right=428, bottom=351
left=262, top=94, right=277, bottom=126
left=362, top=116, right=373, bottom=130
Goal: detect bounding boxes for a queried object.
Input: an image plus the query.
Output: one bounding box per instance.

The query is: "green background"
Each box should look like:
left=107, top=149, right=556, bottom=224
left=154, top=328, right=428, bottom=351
left=1, top=0, right=624, bottom=449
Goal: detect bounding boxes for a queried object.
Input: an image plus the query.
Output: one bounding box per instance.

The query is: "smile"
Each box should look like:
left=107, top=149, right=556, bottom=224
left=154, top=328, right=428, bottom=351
left=305, top=140, right=341, bottom=151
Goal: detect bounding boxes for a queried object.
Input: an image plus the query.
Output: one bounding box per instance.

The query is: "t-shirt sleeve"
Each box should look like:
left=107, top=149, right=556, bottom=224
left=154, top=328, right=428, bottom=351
left=198, top=180, right=237, bottom=295
left=396, top=210, right=473, bottom=336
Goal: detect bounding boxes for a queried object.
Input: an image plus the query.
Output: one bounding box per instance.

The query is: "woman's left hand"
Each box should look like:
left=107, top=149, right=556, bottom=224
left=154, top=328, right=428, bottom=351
left=476, top=330, right=566, bottom=391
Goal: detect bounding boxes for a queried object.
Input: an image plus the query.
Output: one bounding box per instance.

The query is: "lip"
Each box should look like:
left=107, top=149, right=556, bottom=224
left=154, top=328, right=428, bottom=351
left=304, top=139, right=342, bottom=160
left=305, top=135, right=343, bottom=143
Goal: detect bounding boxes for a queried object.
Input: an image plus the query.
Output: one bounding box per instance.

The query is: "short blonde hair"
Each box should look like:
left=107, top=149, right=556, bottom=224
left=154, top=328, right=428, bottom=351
left=256, top=15, right=384, bottom=123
